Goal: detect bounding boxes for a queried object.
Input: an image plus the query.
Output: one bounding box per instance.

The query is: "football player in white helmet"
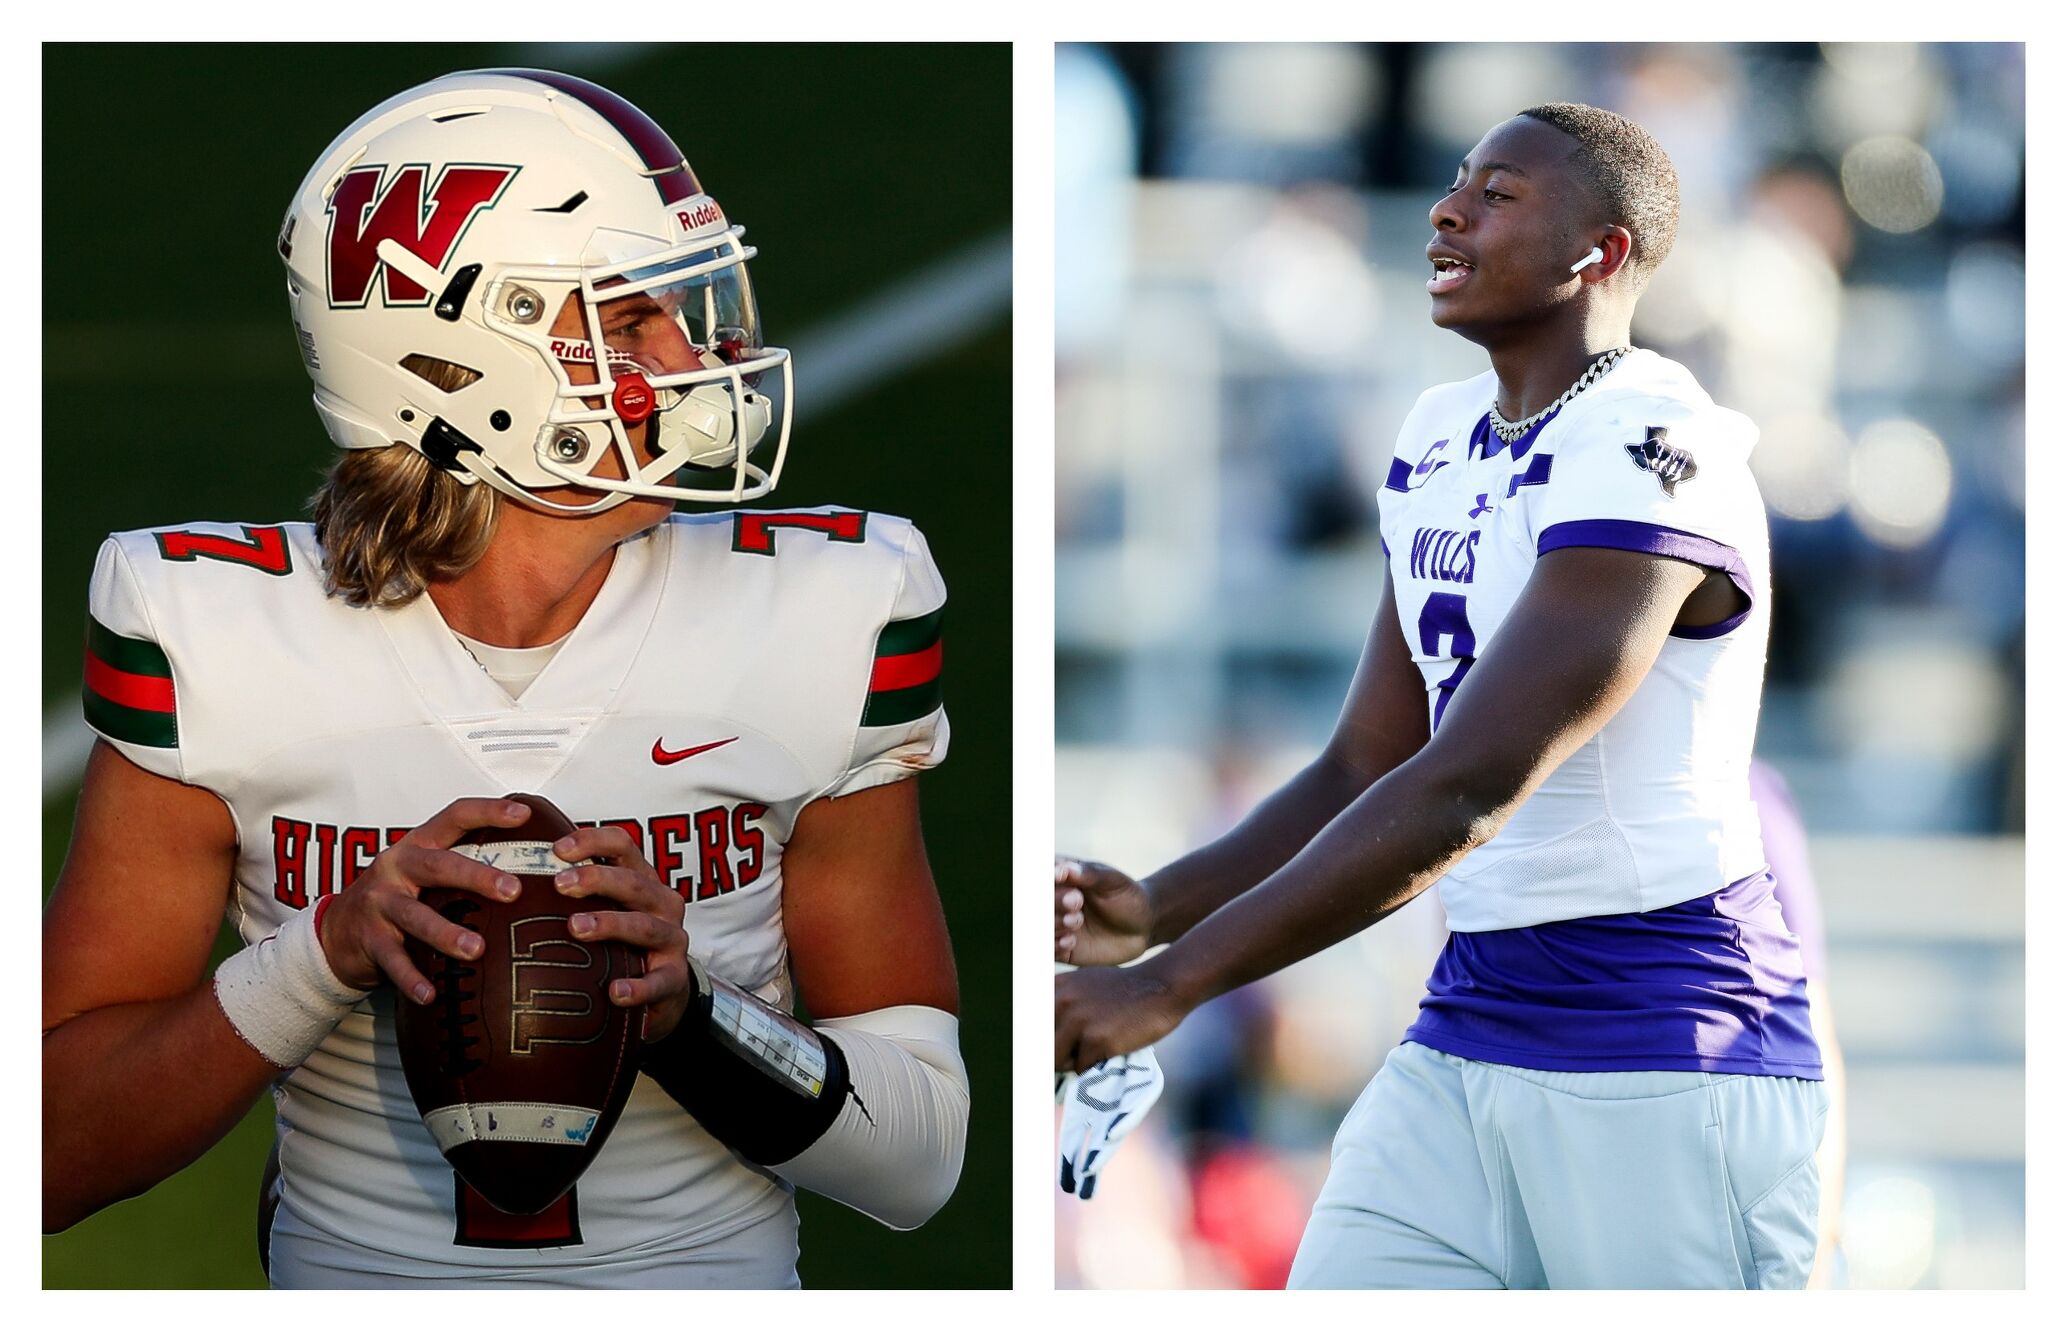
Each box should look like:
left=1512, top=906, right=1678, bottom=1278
left=45, top=69, right=967, bottom=1288
left=1055, top=105, right=1826, bottom=1288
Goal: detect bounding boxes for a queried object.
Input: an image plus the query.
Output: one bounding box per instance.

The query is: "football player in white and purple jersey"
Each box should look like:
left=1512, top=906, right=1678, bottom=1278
left=1055, top=104, right=1826, bottom=1288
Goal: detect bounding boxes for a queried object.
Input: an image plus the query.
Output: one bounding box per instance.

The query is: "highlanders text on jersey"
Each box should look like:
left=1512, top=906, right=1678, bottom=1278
left=1378, top=350, right=1819, bottom=1080
left=81, top=509, right=948, bottom=1284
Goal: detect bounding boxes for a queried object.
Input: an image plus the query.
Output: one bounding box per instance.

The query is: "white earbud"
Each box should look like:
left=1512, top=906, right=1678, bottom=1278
left=1569, top=247, right=1604, bottom=275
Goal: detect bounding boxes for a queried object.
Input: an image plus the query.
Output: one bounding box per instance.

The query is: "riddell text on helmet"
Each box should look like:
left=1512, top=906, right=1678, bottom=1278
left=671, top=198, right=723, bottom=231
left=547, top=339, right=642, bottom=366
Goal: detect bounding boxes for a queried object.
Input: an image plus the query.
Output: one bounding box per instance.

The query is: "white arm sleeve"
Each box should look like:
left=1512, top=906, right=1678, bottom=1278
left=770, top=1004, right=970, bottom=1231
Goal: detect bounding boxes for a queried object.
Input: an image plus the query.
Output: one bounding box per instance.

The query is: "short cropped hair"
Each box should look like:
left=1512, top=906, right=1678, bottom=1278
left=1519, top=102, right=1681, bottom=282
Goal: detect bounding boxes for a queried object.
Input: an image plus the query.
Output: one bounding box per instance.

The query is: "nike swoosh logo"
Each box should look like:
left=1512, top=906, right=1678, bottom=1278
left=651, top=736, right=738, bottom=766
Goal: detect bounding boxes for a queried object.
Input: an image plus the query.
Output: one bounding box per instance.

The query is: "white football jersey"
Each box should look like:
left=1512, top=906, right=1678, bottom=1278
left=1378, top=350, right=1769, bottom=932
left=82, top=509, right=948, bottom=1284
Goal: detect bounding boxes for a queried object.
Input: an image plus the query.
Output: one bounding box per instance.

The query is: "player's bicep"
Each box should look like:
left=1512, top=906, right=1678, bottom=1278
left=1419, top=546, right=1705, bottom=814
left=781, top=778, right=959, bottom=1020
left=1325, top=565, right=1432, bottom=782
left=43, top=740, right=239, bottom=1031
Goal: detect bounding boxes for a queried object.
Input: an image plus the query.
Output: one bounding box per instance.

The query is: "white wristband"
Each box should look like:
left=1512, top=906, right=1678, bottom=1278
left=212, top=900, right=370, bottom=1069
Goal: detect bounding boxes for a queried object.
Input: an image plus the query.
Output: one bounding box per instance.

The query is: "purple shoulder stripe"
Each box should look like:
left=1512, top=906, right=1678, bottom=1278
left=1536, top=518, right=1754, bottom=639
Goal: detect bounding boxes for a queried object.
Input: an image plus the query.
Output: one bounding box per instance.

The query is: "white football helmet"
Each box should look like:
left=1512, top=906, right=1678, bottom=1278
left=279, top=69, right=792, bottom=511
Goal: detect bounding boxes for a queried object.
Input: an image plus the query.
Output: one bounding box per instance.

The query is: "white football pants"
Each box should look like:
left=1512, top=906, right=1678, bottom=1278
left=1289, top=1042, right=1827, bottom=1289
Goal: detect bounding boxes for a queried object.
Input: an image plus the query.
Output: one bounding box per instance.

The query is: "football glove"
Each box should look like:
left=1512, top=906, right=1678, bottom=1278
left=1056, top=1046, right=1163, bottom=1200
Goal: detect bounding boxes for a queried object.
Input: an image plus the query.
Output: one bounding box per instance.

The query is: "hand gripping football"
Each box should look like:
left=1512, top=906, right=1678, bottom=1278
left=395, top=794, right=644, bottom=1215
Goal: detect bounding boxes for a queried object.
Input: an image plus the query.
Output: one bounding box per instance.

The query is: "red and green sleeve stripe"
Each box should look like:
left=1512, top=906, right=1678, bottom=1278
left=83, top=616, right=177, bottom=748
left=861, top=607, right=943, bottom=727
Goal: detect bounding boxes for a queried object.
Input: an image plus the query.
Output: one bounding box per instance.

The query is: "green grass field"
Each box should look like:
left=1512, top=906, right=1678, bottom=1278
left=42, top=42, right=1012, bottom=1289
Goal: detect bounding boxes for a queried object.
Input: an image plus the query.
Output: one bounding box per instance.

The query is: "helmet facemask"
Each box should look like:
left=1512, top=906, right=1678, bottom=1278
left=482, top=227, right=792, bottom=510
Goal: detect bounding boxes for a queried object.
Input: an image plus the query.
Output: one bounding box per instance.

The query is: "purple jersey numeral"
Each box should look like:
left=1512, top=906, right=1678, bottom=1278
left=1417, top=591, right=1476, bottom=729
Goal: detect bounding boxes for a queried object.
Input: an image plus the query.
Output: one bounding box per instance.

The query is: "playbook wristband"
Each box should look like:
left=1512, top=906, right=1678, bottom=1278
left=640, top=957, right=851, bottom=1166
left=212, top=899, right=372, bottom=1069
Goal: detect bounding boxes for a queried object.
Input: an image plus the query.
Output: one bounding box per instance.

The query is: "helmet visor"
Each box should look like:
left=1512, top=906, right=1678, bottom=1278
left=586, top=247, right=768, bottom=383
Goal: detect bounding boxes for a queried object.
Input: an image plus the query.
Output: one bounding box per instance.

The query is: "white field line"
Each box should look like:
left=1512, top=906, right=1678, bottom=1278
left=42, top=233, right=1011, bottom=803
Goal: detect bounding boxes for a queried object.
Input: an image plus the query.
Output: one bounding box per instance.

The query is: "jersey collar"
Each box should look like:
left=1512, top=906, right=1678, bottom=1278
left=377, top=522, right=670, bottom=721
left=1473, top=408, right=1563, bottom=462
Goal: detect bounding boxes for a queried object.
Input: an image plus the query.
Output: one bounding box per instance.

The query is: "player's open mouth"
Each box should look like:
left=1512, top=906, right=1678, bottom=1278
left=1428, top=257, right=1474, bottom=293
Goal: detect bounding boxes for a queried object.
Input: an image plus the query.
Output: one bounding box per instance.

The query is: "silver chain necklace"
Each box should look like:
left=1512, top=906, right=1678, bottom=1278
left=1489, top=345, right=1633, bottom=444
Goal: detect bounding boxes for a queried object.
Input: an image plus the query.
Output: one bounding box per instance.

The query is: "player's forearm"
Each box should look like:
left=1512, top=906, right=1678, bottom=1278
left=1144, top=751, right=1381, bottom=945
left=42, top=989, right=277, bottom=1233
left=1148, top=756, right=1504, bottom=1009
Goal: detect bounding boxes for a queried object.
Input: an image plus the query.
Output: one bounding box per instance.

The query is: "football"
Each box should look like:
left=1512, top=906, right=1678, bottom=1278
left=395, top=793, right=645, bottom=1215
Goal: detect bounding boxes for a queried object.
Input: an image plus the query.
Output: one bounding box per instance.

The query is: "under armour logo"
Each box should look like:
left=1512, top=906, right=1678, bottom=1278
left=1469, top=493, right=1493, bottom=518
left=1626, top=427, right=1698, bottom=497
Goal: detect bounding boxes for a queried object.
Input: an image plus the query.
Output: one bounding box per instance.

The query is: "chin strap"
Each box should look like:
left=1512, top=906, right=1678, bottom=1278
left=419, top=417, right=486, bottom=475
left=657, top=380, right=769, bottom=468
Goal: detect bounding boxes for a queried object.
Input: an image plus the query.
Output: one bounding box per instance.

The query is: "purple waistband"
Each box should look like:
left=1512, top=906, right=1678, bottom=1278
left=1404, top=869, right=1823, bottom=1079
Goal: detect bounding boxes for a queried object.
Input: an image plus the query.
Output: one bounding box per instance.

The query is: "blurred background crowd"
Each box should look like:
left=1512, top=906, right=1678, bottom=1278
left=1053, top=42, right=2023, bottom=1289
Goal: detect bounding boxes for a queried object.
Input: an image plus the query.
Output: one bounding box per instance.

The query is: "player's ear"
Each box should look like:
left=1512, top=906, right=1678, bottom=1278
left=1576, top=227, right=1634, bottom=285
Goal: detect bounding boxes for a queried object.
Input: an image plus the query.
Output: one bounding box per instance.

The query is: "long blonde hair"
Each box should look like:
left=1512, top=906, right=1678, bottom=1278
left=312, top=441, right=500, bottom=609
left=312, top=353, right=502, bottom=607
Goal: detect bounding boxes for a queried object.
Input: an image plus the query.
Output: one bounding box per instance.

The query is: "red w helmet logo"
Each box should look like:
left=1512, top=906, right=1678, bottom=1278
left=325, top=163, right=518, bottom=308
